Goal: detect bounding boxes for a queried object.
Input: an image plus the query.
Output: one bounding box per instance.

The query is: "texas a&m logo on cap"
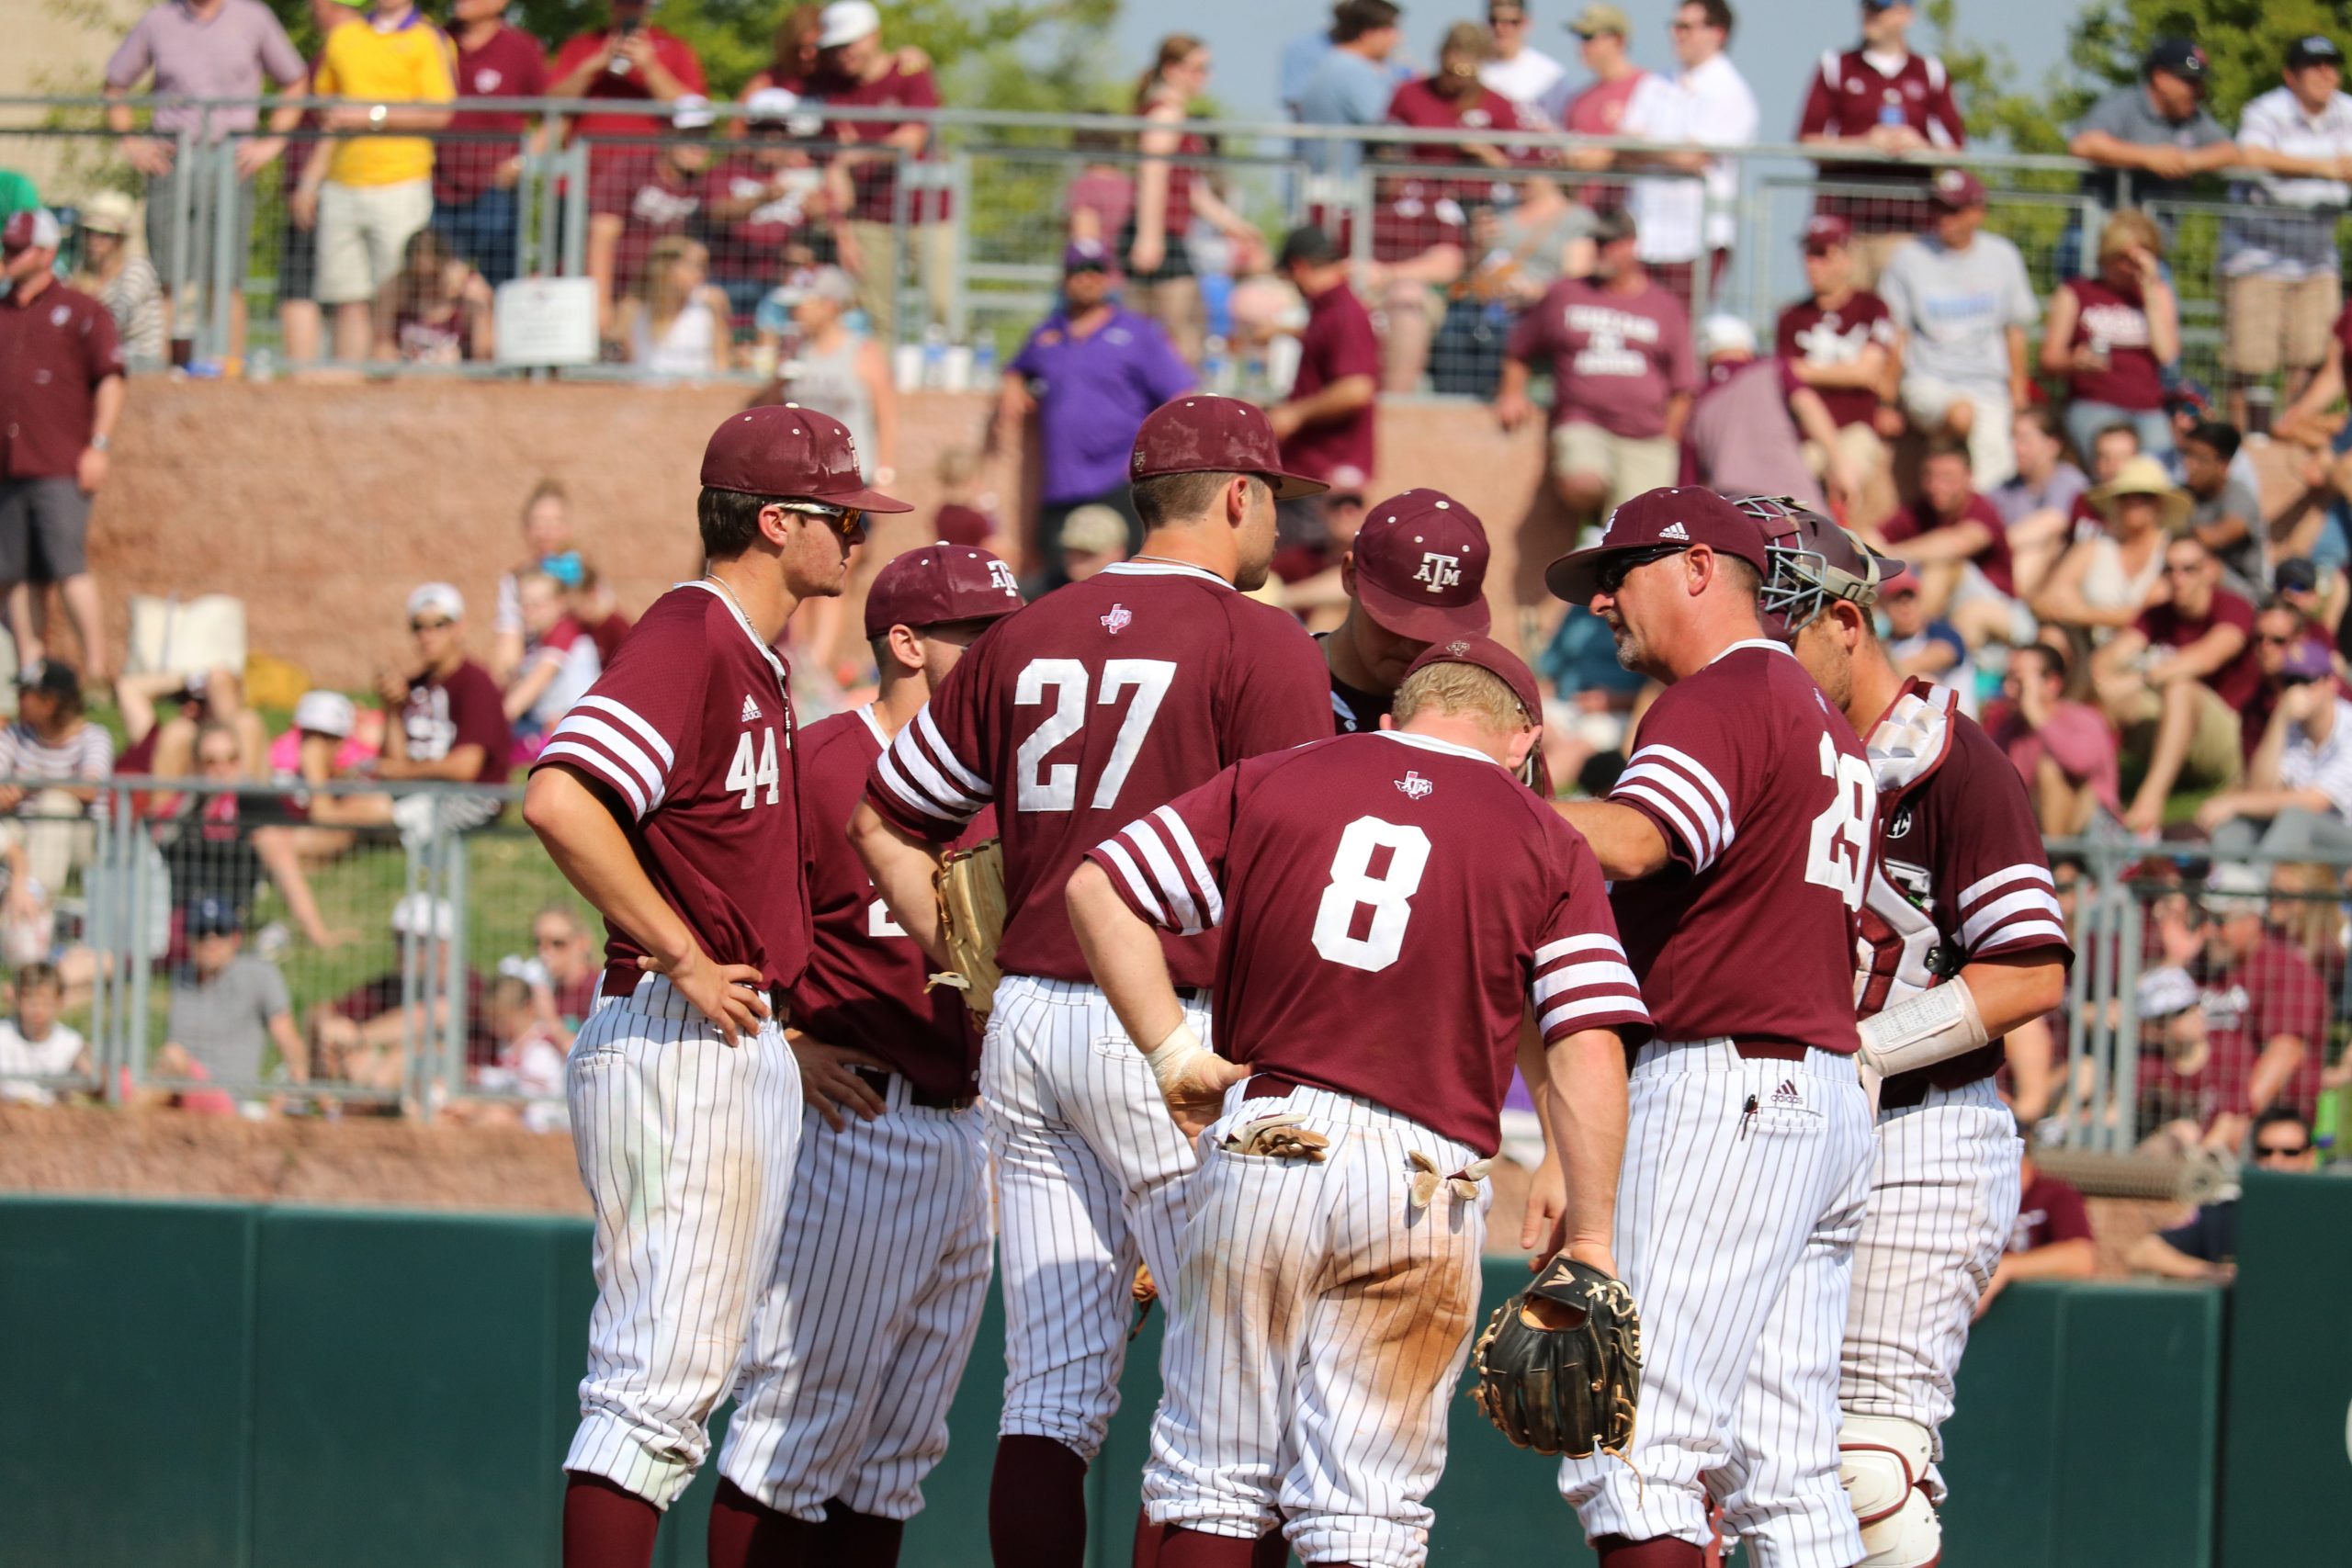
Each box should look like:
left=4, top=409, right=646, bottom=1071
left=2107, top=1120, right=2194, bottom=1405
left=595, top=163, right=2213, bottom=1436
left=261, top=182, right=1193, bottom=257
left=987, top=559, right=1019, bottom=596
left=1415, top=552, right=1463, bottom=592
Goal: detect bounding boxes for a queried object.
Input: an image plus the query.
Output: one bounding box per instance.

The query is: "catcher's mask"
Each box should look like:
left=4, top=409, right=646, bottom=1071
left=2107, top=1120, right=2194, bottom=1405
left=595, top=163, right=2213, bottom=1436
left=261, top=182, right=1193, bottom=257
left=1735, top=494, right=1900, bottom=638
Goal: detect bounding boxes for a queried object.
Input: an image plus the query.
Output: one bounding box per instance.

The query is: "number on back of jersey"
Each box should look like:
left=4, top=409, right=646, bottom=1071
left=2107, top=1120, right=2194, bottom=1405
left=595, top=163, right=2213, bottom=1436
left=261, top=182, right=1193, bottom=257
left=1312, top=816, right=1432, bottom=973
left=1804, top=732, right=1874, bottom=909
left=729, top=728, right=783, bottom=810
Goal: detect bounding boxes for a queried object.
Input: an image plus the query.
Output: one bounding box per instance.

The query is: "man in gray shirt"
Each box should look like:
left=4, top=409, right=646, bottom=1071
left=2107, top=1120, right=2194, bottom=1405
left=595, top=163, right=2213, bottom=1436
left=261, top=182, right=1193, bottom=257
left=1295, top=0, right=1407, bottom=178
left=2068, top=37, right=2235, bottom=211
left=155, top=895, right=306, bottom=1095
left=1879, top=169, right=2040, bottom=488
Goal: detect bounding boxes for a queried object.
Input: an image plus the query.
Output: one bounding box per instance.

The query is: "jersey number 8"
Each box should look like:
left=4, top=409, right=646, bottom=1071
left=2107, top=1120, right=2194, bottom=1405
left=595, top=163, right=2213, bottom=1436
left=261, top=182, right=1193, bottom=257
left=1312, top=816, right=1432, bottom=974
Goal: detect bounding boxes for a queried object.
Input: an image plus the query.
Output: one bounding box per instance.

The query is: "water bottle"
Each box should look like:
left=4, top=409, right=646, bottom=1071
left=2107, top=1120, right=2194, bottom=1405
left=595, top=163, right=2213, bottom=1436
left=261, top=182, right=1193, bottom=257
left=1201, top=333, right=1231, bottom=395
left=971, top=337, right=998, bottom=386
left=1878, top=96, right=1905, bottom=130
left=921, top=323, right=947, bottom=389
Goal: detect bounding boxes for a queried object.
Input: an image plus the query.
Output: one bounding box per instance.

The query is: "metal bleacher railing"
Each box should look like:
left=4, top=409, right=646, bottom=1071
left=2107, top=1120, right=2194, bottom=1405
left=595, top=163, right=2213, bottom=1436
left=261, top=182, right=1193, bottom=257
left=15, top=92, right=2336, bottom=402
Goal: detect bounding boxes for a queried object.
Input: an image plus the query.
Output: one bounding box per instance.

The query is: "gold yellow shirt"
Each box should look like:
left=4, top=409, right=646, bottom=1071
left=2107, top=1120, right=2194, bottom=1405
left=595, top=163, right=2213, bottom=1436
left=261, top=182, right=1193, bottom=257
left=314, top=12, right=455, bottom=187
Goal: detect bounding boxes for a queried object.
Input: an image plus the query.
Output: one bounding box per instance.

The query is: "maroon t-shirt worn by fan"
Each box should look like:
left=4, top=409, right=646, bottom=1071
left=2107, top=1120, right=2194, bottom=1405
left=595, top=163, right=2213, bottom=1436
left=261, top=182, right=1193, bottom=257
left=1879, top=492, right=2017, bottom=597
left=793, top=706, right=982, bottom=1100
left=435, top=24, right=548, bottom=207
left=866, top=558, right=1331, bottom=989
left=588, top=150, right=709, bottom=294
left=2009, top=1171, right=2092, bottom=1252
left=1605, top=640, right=1875, bottom=1054
left=2135, top=590, right=2259, bottom=710
left=0, top=281, right=123, bottom=479
left=1774, top=291, right=1895, bottom=429
left=1280, top=282, right=1381, bottom=490
left=1086, top=730, right=1652, bottom=1156
left=2060, top=276, right=2165, bottom=412
left=401, top=660, right=511, bottom=786
left=533, top=582, right=810, bottom=992
left=811, top=61, right=950, bottom=223
left=1506, top=276, right=1698, bottom=441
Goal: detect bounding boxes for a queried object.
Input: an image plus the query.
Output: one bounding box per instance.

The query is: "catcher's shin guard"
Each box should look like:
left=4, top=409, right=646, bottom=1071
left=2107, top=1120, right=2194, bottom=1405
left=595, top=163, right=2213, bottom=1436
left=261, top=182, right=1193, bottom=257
left=1838, top=1415, right=1940, bottom=1568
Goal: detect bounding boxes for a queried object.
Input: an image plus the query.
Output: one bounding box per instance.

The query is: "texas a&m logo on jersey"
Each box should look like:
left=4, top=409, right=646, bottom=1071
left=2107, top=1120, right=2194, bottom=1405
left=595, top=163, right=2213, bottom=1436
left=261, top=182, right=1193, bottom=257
left=1102, top=604, right=1133, bottom=636
left=1396, top=771, right=1434, bottom=800
left=1414, top=553, right=1463, bottom=592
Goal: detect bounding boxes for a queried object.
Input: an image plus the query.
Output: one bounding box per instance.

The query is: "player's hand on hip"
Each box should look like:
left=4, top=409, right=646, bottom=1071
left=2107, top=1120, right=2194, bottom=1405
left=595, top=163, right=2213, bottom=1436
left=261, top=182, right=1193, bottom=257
left=637, top=949, right=769, bottom=1046
left=786, top=1027, right=889, bottom=1131
left=1160, top=1053, right=1248, bottom=1140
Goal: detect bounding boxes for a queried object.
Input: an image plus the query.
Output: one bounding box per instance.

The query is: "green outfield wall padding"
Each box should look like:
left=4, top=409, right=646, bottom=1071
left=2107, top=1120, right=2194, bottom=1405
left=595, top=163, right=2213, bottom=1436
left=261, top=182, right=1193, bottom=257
left=0, top=1195, right=2273, bottom=1567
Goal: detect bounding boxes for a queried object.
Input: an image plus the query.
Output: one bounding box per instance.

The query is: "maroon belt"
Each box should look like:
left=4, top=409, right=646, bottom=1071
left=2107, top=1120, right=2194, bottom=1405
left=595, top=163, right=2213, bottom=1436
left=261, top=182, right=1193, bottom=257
left=1733, top=1042, right=1810, bottom=1062
left=1240, top=1070, right=1317, bottom=1101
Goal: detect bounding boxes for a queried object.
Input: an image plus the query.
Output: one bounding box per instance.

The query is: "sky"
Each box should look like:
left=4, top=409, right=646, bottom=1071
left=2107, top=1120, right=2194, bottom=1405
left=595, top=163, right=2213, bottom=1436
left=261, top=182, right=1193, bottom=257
left=1104, top=0, right=2086, bottom=140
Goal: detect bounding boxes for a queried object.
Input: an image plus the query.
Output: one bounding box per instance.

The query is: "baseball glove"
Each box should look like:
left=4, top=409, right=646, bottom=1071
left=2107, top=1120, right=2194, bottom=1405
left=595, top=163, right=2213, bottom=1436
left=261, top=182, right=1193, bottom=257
left=1469, top=1256, right=1642, bottom=1459
left=928, top=839, right=1006, bottom=1022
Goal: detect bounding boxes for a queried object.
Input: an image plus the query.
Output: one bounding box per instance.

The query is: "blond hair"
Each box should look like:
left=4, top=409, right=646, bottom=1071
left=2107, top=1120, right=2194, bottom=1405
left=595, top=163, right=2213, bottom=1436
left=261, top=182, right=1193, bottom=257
left=1392, top=660, right=1527, bottom=731
left=2098, top=209, right=2164, bottom=264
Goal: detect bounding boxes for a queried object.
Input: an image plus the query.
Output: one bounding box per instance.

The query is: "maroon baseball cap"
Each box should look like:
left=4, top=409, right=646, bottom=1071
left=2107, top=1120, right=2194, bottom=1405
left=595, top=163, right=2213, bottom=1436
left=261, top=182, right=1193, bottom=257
left=1401, top=635, right=1544, bottom=724
left=1546, top=486, right=1775, bottom=604
left=862, top=542, right=1023, bottom=638
left=1930, top=167, right=1987, bottom=209
left=1129, top=396, right=1327, bottom=502
left=1801, top=214, right=1851, bottom=252
left=2, top=209, right=61, bottom=256
left=700, top=403, right=913, bottom=512
left=1351, top=490, right=1492, bottom=641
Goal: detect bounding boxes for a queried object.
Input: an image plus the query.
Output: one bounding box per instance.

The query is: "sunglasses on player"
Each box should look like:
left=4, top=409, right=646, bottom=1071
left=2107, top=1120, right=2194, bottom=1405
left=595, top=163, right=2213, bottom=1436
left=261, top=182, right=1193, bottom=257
left=1594, top=547, right=1690, bottom=595
left=775, top=501, right=867, bottom=539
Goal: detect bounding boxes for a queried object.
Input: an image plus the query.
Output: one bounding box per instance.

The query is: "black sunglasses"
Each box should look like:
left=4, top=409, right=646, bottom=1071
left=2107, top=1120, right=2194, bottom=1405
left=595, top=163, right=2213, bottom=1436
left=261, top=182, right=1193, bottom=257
left=1595, top=547, right=1689, bottom=595
left=2256, top=1141, right=2310, bottom=1158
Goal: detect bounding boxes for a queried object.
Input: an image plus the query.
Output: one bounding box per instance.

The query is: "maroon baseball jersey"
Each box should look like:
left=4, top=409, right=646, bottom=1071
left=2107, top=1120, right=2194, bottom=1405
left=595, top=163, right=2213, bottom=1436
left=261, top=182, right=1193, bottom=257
left=401, top=659, right=511, bottom=785
left=0, top=279, right=124, bottom=479
left=1856, top=681, right=2073, bottom=1098
left=534, top=581, right=809, bottom=990
left=793, top=706, right=982, bottom=1099
left=1085, top=730, right=1651, bottom=1155
left=1880, top=491, right=2017, bottom=597
left=866, top=558, right=1330, bottom=988
left=1797, top=48, right=1965, bottom=227
left=1774, top=291, right=1895, bottom=429
left=1606, top=640, right=1876, bottom=1054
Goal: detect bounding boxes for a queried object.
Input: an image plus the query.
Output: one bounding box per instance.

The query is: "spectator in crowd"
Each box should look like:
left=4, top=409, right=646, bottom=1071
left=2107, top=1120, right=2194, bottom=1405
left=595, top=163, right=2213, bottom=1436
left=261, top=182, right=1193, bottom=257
left=2179, top=421, right=2267, bottom=599
left=289, top=0, right=457, bottom=367
left=502, top=570, right=603, bottom=751
left=492, top=480, right=573, bottom=681
left=2125, top=1107, right=2316, bottom=1280
left=2221, top=35, right=2352, bottom=433
left=586, top=96, right=716, bottom=338
left=1986, top=640, right=2120, bottom=835
left=1996, top=407, right=2091, bottom=601
left=1481, top=0, right=1568, bottom=118
left=1682, top=314, right=1855, bottom=508
left=807, top=0, right=952, bottom=339
left=928, top=446, right=1002, bottom=551
left=616, top=235, right=731, bottom=378
left=0, top=210, right=123, bottom=685
left=2042, top=209, right=2179, bottom=462
left=1127, top=36, right=1262, bottom=365
left=2196, top=640, right=2352, bottom=856
left=739, top=6, right=823, bottom=104
left=547, top=0, right=707, bottom=147
left=153, top=894, right=306, bottom=1107
left=2160, top=871, right=2328, bottom=1156
left=270, top=688, right=393, bottom=856
left=0, top=964, right=88, bottom=1106
left=157, top=719, right=352, bottom=951
left=1879, top=568, right=1974, bottom=716
left=1615, top=0, right=1757, bottom=307
left=2095, top=535, right=2258, bottom=836
left=1268, top=223, right=1381, bottom=565
left=1873, top=440, right=2025, bottom=649
left=518, top=900, right=600, bottom=1038
left=1064, top=127, right=1136, bottom=246
left=2272, top=557, right=2347, bottom=646
left=2232, top=601, right=2330, bottom=762
left=1282, top=4, right=1347, bottom=121
left=102, top=0, right=307, bottom=358
left=708, top=89, right=842, bottom=321
left=455, top=973, right=569, bottom=1131
left=375, top=582, right=512, bottom=835
left=70, top=195, right=164, bottom=365
left=1776, top=214, right=1898, bottom=527
left=374, top=228, right=492, bottom=364
left=1434, top=175, right=1598, bottom=396
left=766, top=265, right=892, bottom=484
left=1976, top=1134, right=2096, bottom=1318
left=2068, top=38, right=2233, bottom=231
left=2032, top=452, right=2177, bottom=641
left=1880, top=169, right=2039, bottom=490
left=310, top=892, right=491, bottom=1091
left=997, top=239, right=1194, bottom=581
left=271, top=0, right=345, bottom=367
left=1796, top=0, right=1966, bottom=288
left=1057, top=505, right=1130, bottom=583
left=0, top=660, right=112, bottom=901
left=1294, top=0, right=1407, bottom=180
left=432, top=0, right=548, bottom=286
left=1497, top=208, right=1697, bottom=528
left=119, top=667, right=268, bottom=779
left=1561, top=6, right=1645, bottom=175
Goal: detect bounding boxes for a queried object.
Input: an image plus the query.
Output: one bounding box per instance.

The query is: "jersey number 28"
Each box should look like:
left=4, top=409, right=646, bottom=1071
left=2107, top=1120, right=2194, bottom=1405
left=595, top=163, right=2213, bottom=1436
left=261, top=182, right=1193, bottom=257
left=1312, top=816, right=1431, bottom=974
left=1804, top=732, right=1874, bottom=911
left=1013, top=658, right=1177, bottom=812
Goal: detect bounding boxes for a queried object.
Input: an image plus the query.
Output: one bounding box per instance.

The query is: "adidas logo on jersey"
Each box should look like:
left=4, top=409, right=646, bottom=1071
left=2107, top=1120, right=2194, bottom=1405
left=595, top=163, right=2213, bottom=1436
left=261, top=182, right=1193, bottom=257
left=1771, top=1078, right=1803, bottom=1108
left=1658, top=521, right=1690, bottom=542
left=1102, top=604, right=1133, bottom=636
left=1396, top=771, right=1434, bottom=800
left=741, top=694, right=763, bottom=723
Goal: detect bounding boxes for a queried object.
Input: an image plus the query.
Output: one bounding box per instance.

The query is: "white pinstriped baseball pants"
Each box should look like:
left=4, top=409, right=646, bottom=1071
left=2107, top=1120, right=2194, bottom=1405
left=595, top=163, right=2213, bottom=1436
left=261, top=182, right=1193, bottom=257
left=1144, top=1081, right=1489, bottom=1568
left=563, top=975, right=803, bottom=1507
left=1836, top=1077, right=2021, bottom=1503
left=981, top=973, right=1211, bottom=1460
left=718, top=1077, right=994, bottom=1519
left=1562, top=1040, right=1874, bottom=1568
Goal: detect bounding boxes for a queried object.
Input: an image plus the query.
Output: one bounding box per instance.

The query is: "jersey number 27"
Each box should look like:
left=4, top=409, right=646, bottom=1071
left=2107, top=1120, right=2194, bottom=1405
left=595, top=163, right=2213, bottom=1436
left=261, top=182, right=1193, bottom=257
left=1804, top=732, right=1874, bottom=911
left=1013, top=658, right=1176, bottom=812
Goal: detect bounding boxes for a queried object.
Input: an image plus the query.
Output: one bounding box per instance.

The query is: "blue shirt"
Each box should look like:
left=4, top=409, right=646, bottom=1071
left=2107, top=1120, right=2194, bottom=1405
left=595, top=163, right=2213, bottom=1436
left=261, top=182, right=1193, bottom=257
left=1280, top=29, right=1330, bottom=118
left=1009, top=305, right=1196, bottom=505
left=1295, top=49, right=1397, bottom=176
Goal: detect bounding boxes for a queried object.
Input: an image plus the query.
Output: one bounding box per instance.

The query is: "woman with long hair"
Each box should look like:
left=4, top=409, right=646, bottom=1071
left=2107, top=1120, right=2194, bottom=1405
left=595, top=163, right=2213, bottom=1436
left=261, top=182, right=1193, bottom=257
left=616, top=235, right=733, bottom=378
left=1124, top=34, right=1261, bottom=363
left=373, top=226, right=493, bottom=364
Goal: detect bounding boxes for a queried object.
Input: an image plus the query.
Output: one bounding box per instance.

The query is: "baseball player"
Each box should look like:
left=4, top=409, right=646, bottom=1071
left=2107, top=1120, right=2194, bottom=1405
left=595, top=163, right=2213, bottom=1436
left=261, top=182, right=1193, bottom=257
left=524, top=404, right=909, bottom=1568
left=1066, top=635, right=1646, bottom=1567
left=708, top=542, right=1023, bottom=1567
left=1319, top=489, right=1493, bottom=734
left=851, top=396, right=1334, bottom=1565
left=1545, top=486, right=1881, bottom=1568
left=1752, top=500, right=2071, bottom=1568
